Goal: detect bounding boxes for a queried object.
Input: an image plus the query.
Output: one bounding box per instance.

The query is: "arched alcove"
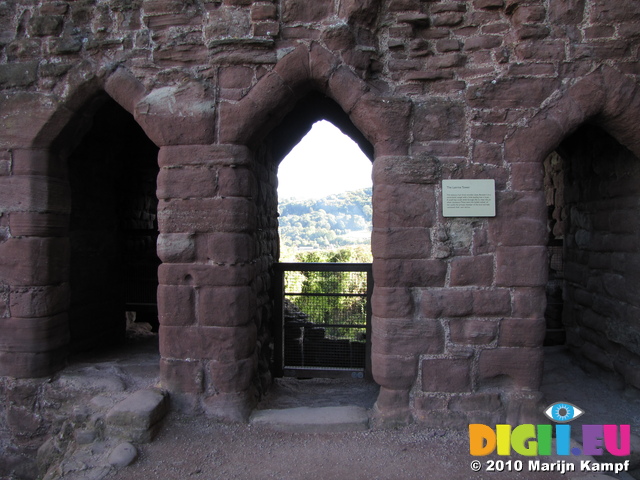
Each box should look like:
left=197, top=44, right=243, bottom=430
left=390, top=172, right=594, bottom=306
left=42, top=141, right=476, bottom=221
left=546, top=124, right=640, bottom=388
left=53, top=93, right=160, bottom=353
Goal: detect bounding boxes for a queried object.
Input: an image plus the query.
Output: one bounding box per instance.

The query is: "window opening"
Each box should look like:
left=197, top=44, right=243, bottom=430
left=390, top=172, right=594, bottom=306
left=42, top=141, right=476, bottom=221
left=274, top=119, right=374, bottom=379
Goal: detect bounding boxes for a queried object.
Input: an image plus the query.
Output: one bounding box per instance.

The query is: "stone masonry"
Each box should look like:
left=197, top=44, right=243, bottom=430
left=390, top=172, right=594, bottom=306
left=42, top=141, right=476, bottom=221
left=2, top=0, right=640, bottom=437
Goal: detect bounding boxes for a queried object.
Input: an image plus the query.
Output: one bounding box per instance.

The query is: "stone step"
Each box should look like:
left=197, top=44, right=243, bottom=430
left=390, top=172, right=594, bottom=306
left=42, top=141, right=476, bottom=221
left=249, top=405, right=370, bottom=433
left=106, top=388, right=169, bottom=443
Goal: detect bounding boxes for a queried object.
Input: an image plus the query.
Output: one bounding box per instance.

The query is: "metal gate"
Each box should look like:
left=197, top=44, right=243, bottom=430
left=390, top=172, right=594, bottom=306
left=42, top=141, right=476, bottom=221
left=273, top=263, right=372, bottom=379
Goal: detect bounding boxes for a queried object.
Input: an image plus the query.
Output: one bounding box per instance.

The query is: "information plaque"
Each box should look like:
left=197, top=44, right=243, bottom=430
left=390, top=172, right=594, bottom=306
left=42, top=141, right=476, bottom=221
left=442, top=179, right=496, bottom=217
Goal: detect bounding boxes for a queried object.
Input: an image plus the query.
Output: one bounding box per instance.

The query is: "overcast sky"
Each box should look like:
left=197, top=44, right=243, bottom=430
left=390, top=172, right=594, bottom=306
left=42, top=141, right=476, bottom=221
left=277, top=121, right=372, bottom=201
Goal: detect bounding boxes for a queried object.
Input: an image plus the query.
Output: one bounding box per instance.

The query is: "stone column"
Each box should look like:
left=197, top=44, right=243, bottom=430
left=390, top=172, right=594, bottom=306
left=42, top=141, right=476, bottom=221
left=156, top=145, right=259, bottom=421
left=0, top=149, right=70, bottom=378
left=370, top=155, right=445, bottom=426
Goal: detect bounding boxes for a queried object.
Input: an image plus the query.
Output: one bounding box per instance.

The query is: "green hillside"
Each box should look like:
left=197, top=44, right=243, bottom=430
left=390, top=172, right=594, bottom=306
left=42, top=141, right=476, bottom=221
left=278, top=188, right=372, bottom=257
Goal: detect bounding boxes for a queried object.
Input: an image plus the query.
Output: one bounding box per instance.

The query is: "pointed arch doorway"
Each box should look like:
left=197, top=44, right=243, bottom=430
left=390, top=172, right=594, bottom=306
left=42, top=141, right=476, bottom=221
left=257, top=92, right=375, bottom=387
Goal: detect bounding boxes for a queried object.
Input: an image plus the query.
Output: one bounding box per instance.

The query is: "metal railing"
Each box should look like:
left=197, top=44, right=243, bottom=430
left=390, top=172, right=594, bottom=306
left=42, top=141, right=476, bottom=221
left=273, top=263, right=372, bottom=379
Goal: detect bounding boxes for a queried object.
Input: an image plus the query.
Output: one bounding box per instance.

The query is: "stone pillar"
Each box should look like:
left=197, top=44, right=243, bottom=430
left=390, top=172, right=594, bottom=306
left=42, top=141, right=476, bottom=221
left=0, top=149, right=70, bottom=378
left=156, top=145, right=259, bottom=421
left=370, top=155, right=444, bottom=426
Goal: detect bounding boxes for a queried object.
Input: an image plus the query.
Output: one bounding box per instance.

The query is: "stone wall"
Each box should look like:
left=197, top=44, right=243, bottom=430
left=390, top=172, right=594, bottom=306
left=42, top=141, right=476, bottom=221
left=1, top=0, right=640, bottom=431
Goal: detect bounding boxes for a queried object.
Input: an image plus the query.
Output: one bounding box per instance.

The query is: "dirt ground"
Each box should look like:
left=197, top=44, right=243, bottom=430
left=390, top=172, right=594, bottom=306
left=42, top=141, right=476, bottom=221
left=93, top=341, right=639, bottom=480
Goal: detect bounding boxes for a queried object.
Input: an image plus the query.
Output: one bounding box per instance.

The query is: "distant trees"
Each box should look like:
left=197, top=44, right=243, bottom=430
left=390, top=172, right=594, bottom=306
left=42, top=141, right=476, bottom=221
left=278, top=188, right=372, bottom=255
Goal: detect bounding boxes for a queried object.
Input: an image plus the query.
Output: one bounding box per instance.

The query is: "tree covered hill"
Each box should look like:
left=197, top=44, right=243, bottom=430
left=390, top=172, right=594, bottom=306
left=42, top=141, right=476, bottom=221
left=278, top=187, right=372, bottom=252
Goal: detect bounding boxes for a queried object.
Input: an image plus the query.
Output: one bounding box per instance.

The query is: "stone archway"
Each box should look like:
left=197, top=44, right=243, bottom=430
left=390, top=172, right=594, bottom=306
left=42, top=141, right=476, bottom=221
left=0, top=66, right=158, bottom=378
left=505, top=66, right=640, bottom=395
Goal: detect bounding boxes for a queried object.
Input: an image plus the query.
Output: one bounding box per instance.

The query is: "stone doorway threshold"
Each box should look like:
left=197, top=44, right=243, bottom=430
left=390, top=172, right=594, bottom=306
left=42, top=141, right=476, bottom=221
left=250, top=377, right=379, bottom=433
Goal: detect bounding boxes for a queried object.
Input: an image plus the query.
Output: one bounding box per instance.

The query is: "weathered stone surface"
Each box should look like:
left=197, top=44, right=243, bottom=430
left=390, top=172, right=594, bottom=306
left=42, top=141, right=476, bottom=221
left=372, top=317, right=444, bottom=356
left=106, top=442, right=138, bottom=468
left=449, top=255, right=493, bottom=286
left=134, top=83, right=216, bottom=146
left=0, top=62, right=38, bottom=88
left=106, top=389, right=169, bottom=442
left=250, top=406, right=369, bottom=433
left=477, top=347, right=544, bottom=389
left=197, top=286, right=255, bottom=327
left=421, top=357, right=472, bottom=393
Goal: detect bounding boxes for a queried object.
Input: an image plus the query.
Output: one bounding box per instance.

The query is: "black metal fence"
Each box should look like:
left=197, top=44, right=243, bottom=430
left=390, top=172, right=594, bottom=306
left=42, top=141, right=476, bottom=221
left=273, top=263, right=372, bottom=379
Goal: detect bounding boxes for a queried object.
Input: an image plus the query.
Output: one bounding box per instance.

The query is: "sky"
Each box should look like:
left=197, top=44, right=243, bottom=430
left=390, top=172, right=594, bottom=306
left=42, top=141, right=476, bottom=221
left=277, top=120, right=373, bottom=201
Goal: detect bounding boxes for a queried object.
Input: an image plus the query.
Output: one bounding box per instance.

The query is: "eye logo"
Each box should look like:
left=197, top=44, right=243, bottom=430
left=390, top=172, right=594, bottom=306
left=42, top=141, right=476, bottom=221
left=544, top=402, right=584, bottom=423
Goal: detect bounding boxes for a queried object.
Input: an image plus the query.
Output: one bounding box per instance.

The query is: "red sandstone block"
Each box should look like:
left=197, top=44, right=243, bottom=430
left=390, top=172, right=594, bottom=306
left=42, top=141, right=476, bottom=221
left=449, top=254, right=494, bottom=286
left=157, top=166, right=217, bottom=200
left=442, top=289, right=474, bottom=317
left=350, top=94, right=412, bottom=156
left=512, top=287, right=546, bottom=318
left=217, top=166, right=255, bottom=198
left=157, top=167, right=217, bottom=200
left=208, top=355, right=257, bottom=393
left=372, top=316, right=444, bottom=356
left=160, top=324, right=257, bottom=362
left=134, top=82, right=216, bottom=146
left=219, top=66, right=254, bottom=89
left=514, top=40, right=566, bottom=62
left=251, top=2, right=277, bottom=21
left=207, top=232, right=255, bottom=264
left=9, top=212, right=68, bottom=237
left=388, top=0, right=420, bottom=11
left=372, top=184, right=436, bottom=229
left=371, top=352, right=418, bottom=390
left=328, top=66, right=369, bottom=114
left=474, top=0, right=504, bottom=9
left=413, top=98, right=465, bottom=141
left=158, top=145, right=252, bottom=168
left=472, top=289, right=512, bottom=316
left=0, top=314, right=69, bottom=353
left=371, top=286, right=414, bottom=318
left=467, top=77, right=561, bottom=108
left=421, top=357, right=471, bottom=393
left=0, top=176, right=69, bottom=214
left=372, top=155, right=440, bottom=186
left=282, top=0, right=333, bottom=22
left=158, top=197, right=256, bottom=233
left=373, top=259, right=446, bottom=288
left=12, top=149, right=64, bottom=178
left=463, top=35, right=502, bottom=51
left=548, top=0, right=584, bottom=23
left=510, top=162, right=544, bottom=191
left=449, top=318, right=498, bottom=345
left=157, top=285, right=195, bottom=326
left=371, top=227, right=431, bottom=259
left=498, top=317, right=546, bottom=347
left=470, top=123, right=508, bottom=143
left=9, top=284, right=69, bottom=318
left=157, top=233, right=196, bottom=264
left=489, top=192, right=547, bottom=246
left=159, top=263, right=255, bottom=287
left=159, top=358, right=204, bottom=394
left=496, top=246, right=547, bottom=287
left=431, top=12, right=464, bottom=27
left=590, top=0, right=640, bottom=23
left=477, top=346, right=543, bottom=389
left=197, top=286, right=255, bottom=327
left=0, top=349, right=66, bottom=378
left=104, top=67, right=147, bottom=115
left=0, top=238, right=68, bottom=285
left=375, top=387, right=410, bottom=411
